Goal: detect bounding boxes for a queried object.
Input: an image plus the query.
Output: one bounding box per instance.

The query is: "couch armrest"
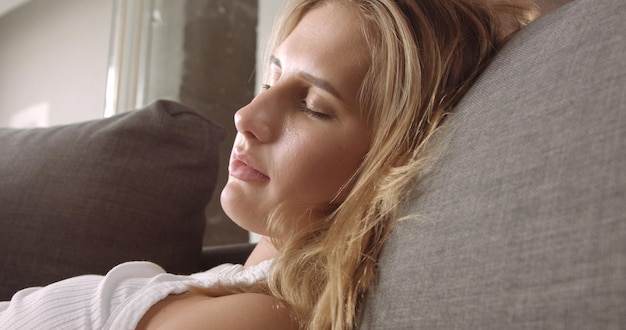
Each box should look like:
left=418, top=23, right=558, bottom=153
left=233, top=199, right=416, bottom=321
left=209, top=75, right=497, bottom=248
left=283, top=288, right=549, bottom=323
left=200, top=243, right=256, bottom=270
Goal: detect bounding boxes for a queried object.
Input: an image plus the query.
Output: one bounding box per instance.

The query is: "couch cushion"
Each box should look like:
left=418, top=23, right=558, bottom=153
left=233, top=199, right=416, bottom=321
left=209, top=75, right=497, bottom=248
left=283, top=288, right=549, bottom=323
left=0, top=100, right=224, bottom=300
left=360, top=0, right=625, bottom=328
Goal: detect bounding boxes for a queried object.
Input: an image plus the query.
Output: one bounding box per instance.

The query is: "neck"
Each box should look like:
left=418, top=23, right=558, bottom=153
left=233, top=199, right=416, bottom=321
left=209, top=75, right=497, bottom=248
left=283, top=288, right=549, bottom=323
left=245, top=236, right=277, bottom=267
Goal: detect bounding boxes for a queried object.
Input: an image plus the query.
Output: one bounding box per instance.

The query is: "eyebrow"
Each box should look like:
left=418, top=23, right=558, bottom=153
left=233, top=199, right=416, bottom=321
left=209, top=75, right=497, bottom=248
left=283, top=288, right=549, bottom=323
left=269, top=55, right=344, bottom=101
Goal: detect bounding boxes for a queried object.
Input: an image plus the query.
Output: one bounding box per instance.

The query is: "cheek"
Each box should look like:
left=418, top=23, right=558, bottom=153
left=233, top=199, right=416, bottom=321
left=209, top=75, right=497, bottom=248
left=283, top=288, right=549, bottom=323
left=325, top=144, right=367, bottom=191
left=278, top=138, right=366, bottom=204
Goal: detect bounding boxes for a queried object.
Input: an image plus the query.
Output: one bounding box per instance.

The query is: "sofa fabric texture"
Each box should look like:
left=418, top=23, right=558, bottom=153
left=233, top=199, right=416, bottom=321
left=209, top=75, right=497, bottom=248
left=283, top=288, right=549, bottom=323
left=0, top=100, right=224, bottom=300
left=359, top=0, right=625, bottom=328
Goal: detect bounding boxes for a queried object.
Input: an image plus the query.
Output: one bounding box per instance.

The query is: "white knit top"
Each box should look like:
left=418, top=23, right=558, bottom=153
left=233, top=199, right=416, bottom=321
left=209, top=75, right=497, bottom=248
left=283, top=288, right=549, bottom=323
left=0, top=259, right=272, bottom=330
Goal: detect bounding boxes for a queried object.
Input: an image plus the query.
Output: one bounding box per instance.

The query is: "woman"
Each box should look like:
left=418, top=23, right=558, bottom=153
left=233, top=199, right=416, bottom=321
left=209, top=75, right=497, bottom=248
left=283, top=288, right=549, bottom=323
left=0, top=0, right=539, bottom=329
left=215, top=0, right=537, bottom=328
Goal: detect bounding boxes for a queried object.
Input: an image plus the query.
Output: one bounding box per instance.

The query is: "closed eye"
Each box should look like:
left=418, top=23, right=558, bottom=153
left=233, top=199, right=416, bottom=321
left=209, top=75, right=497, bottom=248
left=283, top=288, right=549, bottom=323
left=261, top=83, right=331, bottom=120
left=299, top=101, right=331, bottom=120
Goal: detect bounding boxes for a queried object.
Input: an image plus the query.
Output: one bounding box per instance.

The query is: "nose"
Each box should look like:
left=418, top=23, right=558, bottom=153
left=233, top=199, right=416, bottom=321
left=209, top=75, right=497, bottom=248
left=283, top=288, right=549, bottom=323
left=234, top=93, right=276, bottom=143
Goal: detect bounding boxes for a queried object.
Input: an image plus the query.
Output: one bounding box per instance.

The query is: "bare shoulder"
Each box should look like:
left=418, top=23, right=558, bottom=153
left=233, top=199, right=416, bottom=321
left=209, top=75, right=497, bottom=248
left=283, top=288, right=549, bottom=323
left=137, top=292, right=298, bottom=329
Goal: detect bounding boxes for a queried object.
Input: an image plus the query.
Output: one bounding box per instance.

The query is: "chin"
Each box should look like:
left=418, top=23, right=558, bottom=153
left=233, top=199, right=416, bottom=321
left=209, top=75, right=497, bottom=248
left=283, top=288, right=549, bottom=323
left=220, top=185, right=267, bottom=235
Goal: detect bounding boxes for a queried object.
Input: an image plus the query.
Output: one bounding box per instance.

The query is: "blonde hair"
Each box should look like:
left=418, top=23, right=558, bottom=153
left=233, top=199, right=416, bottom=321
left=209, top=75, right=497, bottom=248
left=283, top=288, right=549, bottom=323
left=200, top=1, right=539, bottom=329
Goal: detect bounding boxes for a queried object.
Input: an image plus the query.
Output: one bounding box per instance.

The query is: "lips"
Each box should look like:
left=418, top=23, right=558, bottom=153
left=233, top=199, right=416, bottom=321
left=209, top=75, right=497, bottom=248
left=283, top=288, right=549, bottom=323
left=229, top=153, right=270, bottom=182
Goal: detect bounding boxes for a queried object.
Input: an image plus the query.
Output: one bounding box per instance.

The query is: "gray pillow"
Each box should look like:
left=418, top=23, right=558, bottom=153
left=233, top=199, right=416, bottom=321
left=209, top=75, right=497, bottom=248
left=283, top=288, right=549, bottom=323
left=0, top=100, right=224, bottom=300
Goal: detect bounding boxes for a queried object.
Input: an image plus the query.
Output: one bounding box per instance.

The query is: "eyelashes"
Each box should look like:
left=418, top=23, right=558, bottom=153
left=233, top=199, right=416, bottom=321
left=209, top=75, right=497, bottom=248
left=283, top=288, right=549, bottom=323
left=299, top=102, right=331, bottom=120
left=260, top=83, right=332, bottom=120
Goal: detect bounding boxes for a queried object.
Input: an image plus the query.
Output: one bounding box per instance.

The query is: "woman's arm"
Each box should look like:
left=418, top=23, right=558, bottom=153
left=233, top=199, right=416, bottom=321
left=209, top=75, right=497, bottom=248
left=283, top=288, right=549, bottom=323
left=137, top=291, right=297, bottom=329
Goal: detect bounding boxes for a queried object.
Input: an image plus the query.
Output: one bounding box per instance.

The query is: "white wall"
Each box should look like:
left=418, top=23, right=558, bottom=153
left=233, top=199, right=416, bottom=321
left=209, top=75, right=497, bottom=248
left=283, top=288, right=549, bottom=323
left=0, top=0, right=113, bottom=127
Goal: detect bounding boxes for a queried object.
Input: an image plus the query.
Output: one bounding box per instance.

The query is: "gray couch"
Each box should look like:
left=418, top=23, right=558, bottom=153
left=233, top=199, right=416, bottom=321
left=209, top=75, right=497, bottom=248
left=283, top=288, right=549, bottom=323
left=360, top=0, right=625, bottom=327
left=0, top=0, right=623, bottom=327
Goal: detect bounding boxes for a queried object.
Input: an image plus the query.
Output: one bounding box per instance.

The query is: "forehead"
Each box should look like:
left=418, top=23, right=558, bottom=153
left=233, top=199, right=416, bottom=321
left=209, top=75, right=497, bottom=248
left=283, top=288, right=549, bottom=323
left=285, top=3, right=367, bottom=59
left=273, top=3, right=370, bottom=104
